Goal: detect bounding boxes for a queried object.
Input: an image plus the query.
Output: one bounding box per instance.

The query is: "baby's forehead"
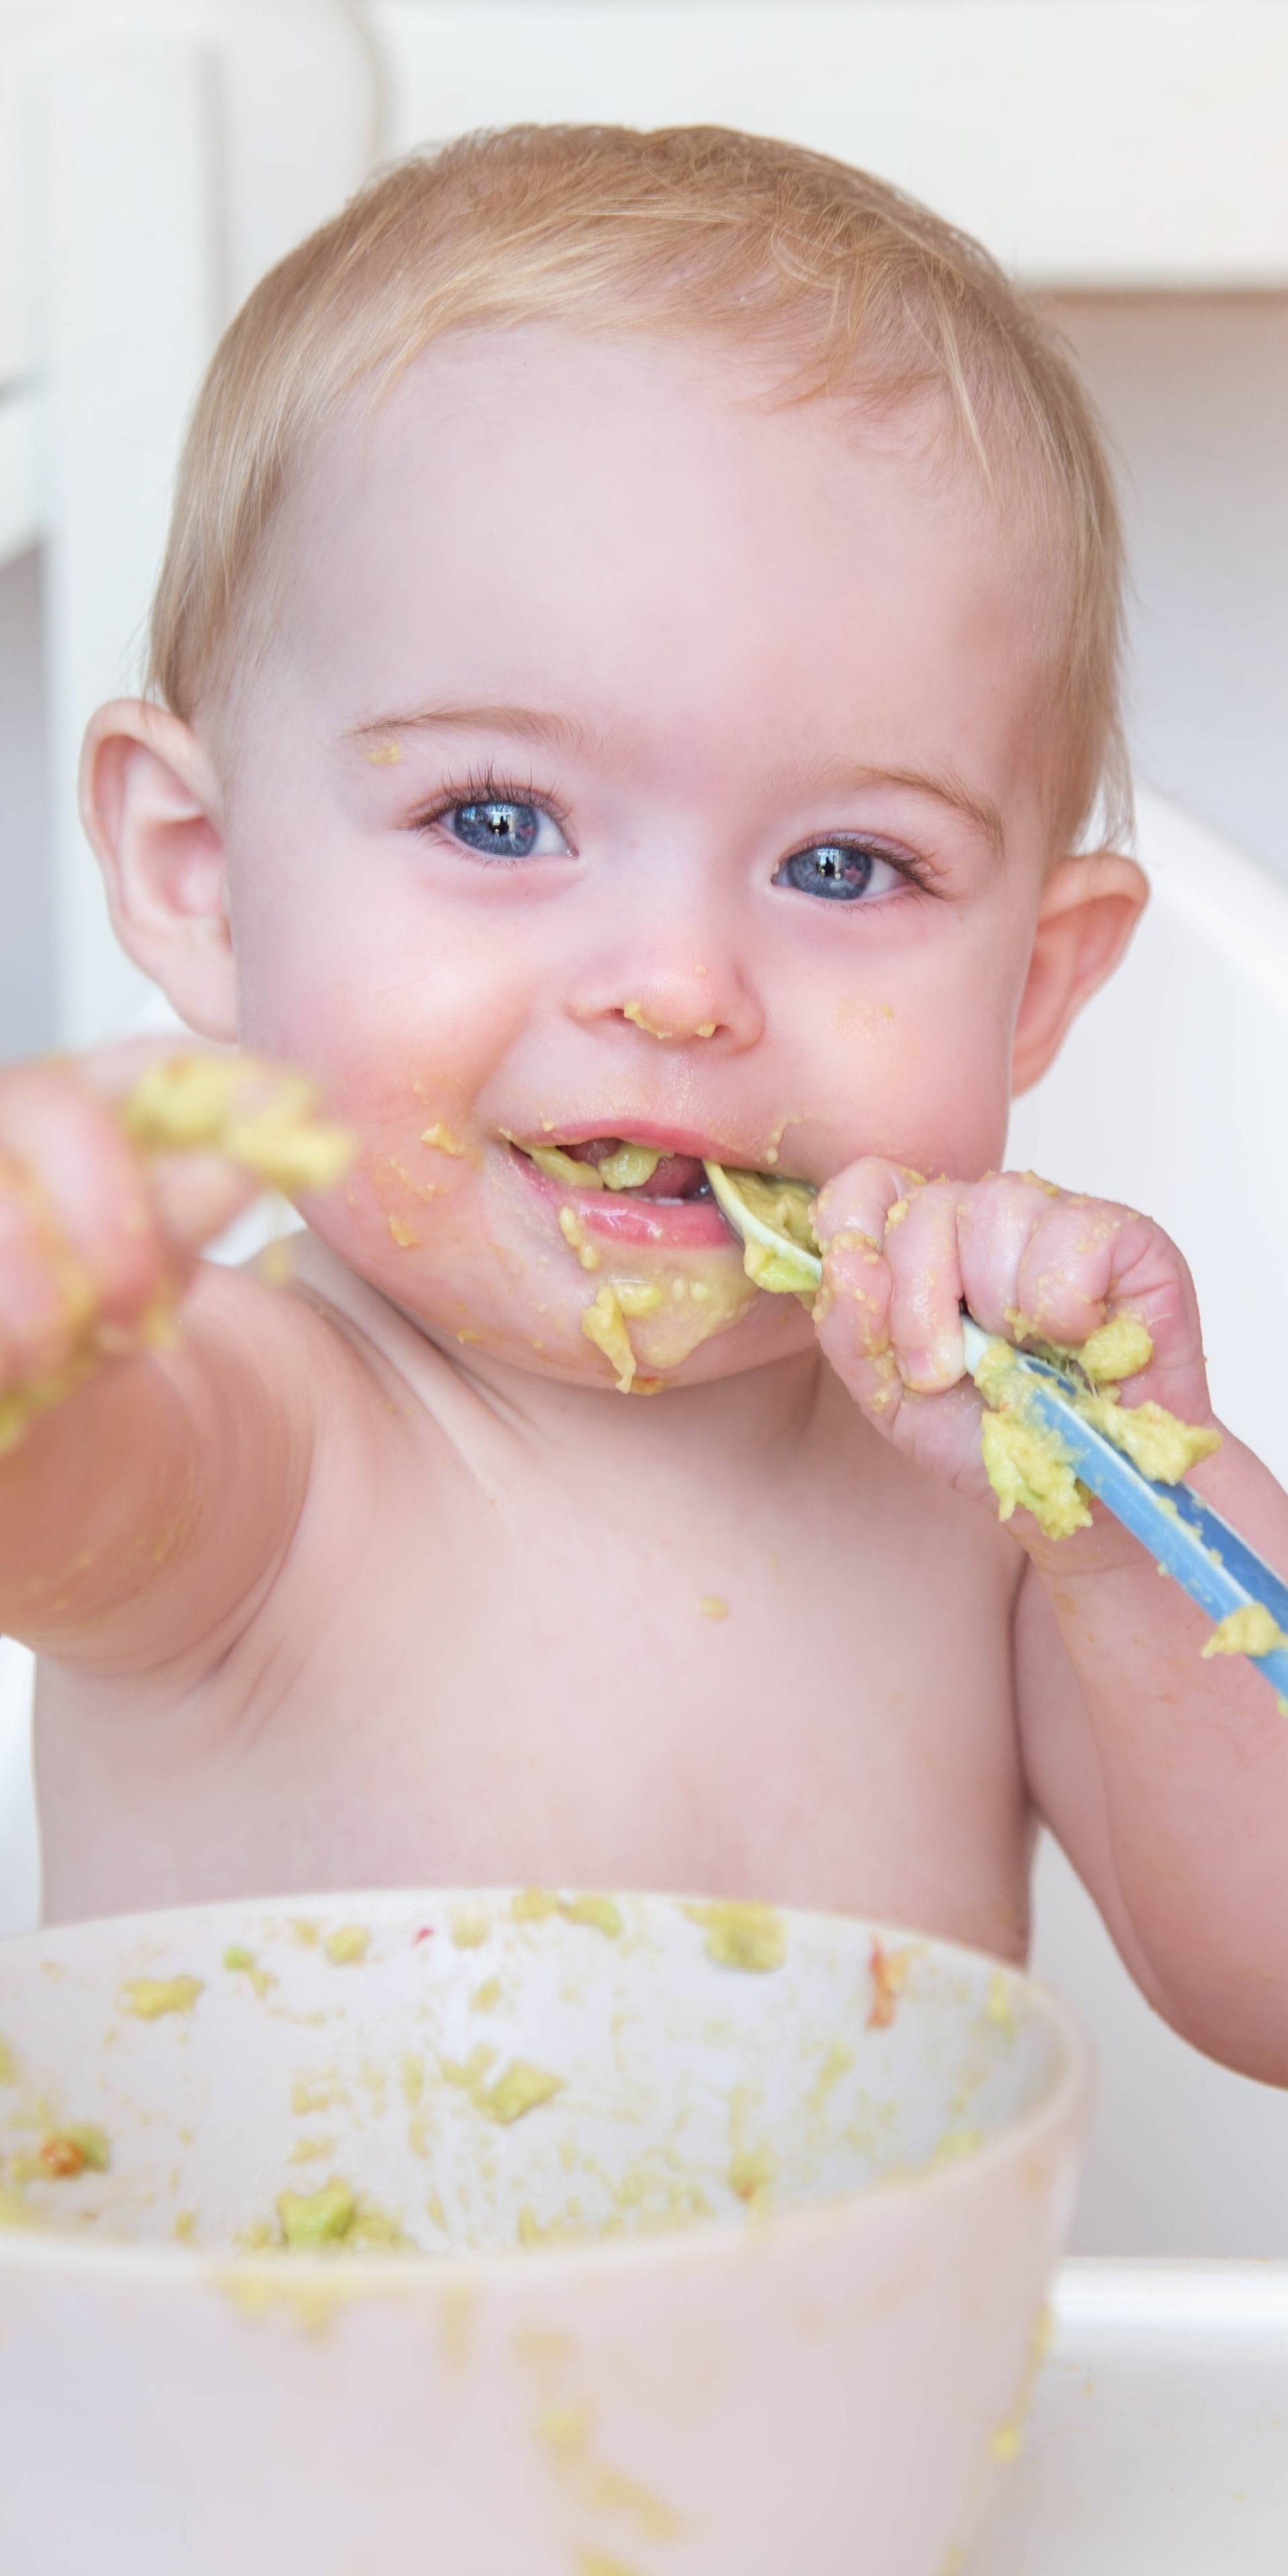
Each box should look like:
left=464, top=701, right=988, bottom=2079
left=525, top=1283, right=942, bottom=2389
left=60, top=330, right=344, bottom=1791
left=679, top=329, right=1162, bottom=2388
left=295, top=323, right=1038, bottom=626
left=253, top=325, right=1060, bottom=826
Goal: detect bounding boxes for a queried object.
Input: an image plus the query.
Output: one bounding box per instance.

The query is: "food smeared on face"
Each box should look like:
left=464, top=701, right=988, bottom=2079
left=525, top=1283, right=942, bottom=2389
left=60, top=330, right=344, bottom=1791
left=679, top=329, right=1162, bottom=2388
left=507, top=1132, right=779, bottom=1389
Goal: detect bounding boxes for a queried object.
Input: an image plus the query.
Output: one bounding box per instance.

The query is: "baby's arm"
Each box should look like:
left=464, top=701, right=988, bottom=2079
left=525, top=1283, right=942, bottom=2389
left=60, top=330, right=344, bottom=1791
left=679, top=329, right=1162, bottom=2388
left=814, top=1161, right=1288, bottom=2084
left=0, top=1044, right=339, bottom=1681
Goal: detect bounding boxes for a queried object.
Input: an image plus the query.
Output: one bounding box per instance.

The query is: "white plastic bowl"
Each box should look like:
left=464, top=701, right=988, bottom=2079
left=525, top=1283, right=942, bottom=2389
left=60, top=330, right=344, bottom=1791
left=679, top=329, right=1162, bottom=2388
left=0, top=1888, right=1093, bottom=2575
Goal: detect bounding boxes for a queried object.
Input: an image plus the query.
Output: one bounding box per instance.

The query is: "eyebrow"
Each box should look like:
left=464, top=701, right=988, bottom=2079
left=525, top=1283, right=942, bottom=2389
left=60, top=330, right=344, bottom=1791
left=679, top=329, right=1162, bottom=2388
left=347, top=702, right=1006, bottom=859
left=764, top=751, right=1007, bottom=862
left=345, top=701, right=594, bottom=758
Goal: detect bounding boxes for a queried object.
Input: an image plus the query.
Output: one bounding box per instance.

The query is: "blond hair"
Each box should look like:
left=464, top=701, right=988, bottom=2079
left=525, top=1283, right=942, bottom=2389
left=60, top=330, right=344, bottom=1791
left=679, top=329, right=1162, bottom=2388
left=148, top=122, right=1132, bottom=852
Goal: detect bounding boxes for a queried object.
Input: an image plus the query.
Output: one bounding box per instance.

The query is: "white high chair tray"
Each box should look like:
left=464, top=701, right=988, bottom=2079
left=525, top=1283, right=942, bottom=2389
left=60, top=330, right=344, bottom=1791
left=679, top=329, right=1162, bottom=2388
left=971, top=2259, right=1288, bottom=2571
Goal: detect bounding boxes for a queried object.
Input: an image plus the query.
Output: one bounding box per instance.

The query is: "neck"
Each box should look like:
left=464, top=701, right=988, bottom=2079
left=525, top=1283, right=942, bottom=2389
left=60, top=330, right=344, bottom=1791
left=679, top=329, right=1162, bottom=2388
left=290, top=1227, right=828, bottom=1479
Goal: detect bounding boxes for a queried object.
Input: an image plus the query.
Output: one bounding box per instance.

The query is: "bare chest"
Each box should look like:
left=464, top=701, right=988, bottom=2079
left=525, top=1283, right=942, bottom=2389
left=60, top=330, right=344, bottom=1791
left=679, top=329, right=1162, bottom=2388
left=39, top=1397, right=1033, bottom=1955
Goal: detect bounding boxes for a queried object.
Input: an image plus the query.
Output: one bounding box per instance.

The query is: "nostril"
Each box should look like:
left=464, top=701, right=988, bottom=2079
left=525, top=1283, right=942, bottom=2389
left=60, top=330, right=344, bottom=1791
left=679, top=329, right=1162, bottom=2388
left=620, top=1000, right=720, bottom=1042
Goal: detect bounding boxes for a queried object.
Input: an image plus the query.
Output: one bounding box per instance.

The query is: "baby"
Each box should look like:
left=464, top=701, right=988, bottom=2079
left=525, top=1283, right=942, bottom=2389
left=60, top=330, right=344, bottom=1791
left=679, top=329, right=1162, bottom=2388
left=4, top=125, right=1287, bottom=2084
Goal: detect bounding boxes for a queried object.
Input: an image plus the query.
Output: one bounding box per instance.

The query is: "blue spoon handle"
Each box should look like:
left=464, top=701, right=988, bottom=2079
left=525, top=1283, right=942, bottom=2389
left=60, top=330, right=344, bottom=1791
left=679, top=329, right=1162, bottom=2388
left=961, top=1318, right=1288, bottom=1705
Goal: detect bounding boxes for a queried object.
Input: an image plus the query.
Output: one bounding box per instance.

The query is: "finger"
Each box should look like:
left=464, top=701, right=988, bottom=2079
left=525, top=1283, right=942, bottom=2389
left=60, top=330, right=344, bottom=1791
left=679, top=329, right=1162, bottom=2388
left=0, top=1065, right=172, bottom=1342
left=0, top=1158, right=94, bottom=1393
left=145, top=1150, right=262, bottom=1255
left=813, top=1159, right=919, bottom=1429
left=1014, top=1195, right=1144, bottom=1347
left=957, top=1171, right=1073, bottom=1339
left=75, top=1031, right=233, bottom=1111
left=882, top=1179, right=966, bottom=1393
left=814, top=1156, right=920, bottom=1256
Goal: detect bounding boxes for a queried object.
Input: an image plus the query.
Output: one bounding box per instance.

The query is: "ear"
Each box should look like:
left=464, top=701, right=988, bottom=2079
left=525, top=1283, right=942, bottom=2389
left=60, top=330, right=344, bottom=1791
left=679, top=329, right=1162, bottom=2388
left=78, top=700, right=237, bottom=1042
left=1012, top=849, right=1148, bottom=1097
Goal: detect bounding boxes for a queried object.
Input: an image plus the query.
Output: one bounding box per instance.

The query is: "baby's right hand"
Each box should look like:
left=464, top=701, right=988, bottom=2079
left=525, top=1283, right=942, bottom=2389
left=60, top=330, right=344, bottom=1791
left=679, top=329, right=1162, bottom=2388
left=0, top=1040, right=344, bottom=1453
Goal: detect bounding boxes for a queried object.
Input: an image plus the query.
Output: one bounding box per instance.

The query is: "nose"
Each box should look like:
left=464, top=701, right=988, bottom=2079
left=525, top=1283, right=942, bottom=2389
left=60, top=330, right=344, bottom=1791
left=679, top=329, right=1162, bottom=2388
left=564, top=907, right=763, bottom=1052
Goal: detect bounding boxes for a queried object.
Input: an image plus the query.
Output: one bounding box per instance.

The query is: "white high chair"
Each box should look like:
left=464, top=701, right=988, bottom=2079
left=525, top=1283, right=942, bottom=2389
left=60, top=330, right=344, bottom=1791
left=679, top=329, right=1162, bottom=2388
left=3, top=0, right=1287, bottom=2260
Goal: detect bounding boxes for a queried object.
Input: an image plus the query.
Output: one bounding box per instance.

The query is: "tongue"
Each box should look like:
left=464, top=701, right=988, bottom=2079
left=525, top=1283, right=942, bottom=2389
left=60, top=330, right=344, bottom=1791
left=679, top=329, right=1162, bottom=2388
left=631, top=1152, right=706, bottom=1199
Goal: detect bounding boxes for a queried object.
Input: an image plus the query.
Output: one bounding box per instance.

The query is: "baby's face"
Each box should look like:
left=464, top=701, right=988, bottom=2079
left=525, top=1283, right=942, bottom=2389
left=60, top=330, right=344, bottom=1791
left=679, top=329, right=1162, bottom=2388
left=221, top=326, right=1057, bottom=1391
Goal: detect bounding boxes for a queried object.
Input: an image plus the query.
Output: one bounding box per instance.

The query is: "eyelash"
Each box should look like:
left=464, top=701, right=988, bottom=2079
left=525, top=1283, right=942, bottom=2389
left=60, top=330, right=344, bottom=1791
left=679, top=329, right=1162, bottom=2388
left=411, top=765, right=573, bottom=858
left=411, top=765, right=938, bottom=894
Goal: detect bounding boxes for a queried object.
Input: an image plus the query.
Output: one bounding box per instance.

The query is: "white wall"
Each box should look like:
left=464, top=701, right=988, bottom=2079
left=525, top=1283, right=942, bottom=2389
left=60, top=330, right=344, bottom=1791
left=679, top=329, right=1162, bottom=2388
left=0, top=545, right=52, bottom=1057
left=1042, top=291, right=1288, bottom=879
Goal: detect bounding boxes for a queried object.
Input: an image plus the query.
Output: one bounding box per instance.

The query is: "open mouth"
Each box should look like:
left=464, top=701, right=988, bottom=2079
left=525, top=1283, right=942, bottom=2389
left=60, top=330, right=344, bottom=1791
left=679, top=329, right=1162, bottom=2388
left=511, top=1135, right=712, bottom=1202
left=505, top=1131, right=732, bottom=1249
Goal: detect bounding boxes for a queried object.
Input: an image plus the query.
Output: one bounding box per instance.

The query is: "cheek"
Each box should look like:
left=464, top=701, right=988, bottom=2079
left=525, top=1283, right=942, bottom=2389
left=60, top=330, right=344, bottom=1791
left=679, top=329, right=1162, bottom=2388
left=231, top=863, right=527, bottom=1124
left=818, top=922, right=1024, bottom=1178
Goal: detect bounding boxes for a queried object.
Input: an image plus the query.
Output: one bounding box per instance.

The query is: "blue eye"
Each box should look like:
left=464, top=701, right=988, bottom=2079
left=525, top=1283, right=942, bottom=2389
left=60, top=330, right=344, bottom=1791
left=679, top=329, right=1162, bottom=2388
left=774, top=842, right=900, bottom=902
left=450, top=800, right=545, bottom=857
left=417, top=775, right=572, bottom=863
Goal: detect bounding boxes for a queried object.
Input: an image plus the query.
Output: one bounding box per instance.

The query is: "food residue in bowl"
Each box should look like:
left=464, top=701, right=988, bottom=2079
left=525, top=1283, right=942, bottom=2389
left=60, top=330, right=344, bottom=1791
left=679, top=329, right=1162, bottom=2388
left=686, top=1901, right=787, bottom=1974
left=441, top=2046, right=565, bottom=2126
left=223, top=1943, right=275, bottom=1998
left=511, top=1890, right=624, bottom=1939
left=121, top=1974, right=203, bottom=2021
left=274, top=2180, right=409, bottom=2253
left=36, top=2125, right=110, bottom=2179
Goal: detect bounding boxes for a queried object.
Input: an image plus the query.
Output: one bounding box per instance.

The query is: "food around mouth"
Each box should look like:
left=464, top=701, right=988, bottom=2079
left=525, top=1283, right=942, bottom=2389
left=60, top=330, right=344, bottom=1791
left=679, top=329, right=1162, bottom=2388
left=523, top=1140, right=665, bottom=1192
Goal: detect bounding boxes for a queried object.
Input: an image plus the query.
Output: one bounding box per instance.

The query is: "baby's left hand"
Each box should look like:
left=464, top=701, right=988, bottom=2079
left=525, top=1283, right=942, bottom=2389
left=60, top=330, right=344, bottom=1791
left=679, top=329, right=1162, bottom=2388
left=812, top=1161, right=1214, bottom=1525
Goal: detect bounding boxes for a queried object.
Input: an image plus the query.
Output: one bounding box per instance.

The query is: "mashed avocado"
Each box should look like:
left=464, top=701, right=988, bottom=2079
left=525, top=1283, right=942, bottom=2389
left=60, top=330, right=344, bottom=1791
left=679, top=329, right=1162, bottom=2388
left=527, top=1141, right=663, bottom=1191
left=119, top=1054, right=354, bottom=1194
left=277, top=2180, right=356, bottom=2247
left=1074, top=1313, right=1154, bottom=1383
left=703, top=1165, right=822, bottom=1296
left=121, top=1974, right=203, bottom=2020
left=223, top=1943, right=274, bottom=1997
left=582, top=1284, right=638, bottom=1391
left=560, top=1894, right=625, bottom=1937
left=1202, top=1604, right=1287, bottom=1660
left=974, top=1334, right=1220, bottom=1540
left=442, top=2045, right=565, bottom=2125
left=686, top=1900, right=787, bottom=1973
left=1078, top=1388, right=1220, bottom=1483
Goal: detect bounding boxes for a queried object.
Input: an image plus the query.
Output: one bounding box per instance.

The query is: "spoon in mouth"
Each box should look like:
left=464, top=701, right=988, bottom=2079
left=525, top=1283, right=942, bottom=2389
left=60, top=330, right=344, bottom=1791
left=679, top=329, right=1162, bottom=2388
left=701, top=1162, right=822, bottom=1295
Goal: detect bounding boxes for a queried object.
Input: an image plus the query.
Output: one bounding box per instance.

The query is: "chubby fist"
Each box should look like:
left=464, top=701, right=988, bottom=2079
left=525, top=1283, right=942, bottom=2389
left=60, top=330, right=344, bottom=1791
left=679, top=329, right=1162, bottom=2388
left=812, top=1160, right=1215, bottom=1524
left=0, top=1040, right=350, bottom=1454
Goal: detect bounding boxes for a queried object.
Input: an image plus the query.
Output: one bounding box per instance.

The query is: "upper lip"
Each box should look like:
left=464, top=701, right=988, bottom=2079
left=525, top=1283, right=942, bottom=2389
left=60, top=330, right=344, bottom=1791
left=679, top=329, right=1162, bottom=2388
left=504, top=1118, right=747, bottom=1165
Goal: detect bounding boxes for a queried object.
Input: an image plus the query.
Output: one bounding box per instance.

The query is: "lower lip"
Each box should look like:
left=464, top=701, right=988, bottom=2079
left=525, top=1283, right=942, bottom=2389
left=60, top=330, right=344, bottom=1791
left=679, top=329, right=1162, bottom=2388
left=508, top=1147, right=735, bottom=1249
